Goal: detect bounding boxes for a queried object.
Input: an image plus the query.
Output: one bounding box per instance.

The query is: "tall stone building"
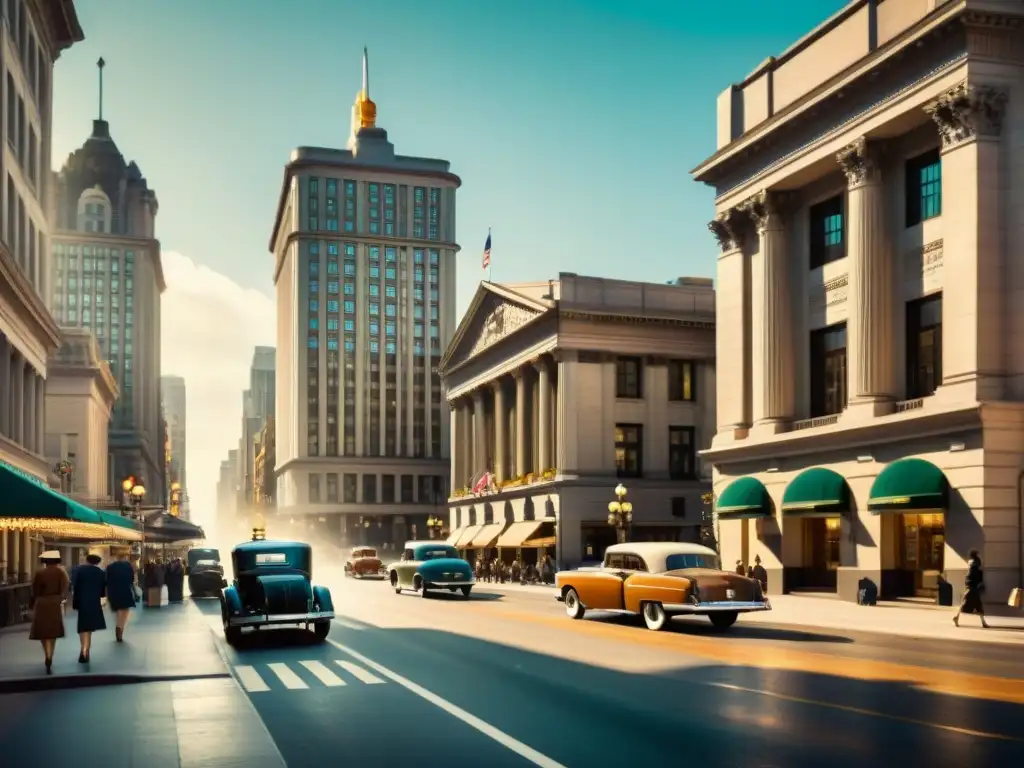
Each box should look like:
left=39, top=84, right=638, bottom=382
left=50, top=60, right=165, bottom=504
left=161, top=374, right=187, bottom=518
left=269, top=49, right=457, bottom=549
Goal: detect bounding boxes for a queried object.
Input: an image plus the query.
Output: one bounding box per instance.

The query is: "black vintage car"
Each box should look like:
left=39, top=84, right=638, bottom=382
left=186, top=548, right=226, bottom=597
left=220, top=537, right=335, bottom=645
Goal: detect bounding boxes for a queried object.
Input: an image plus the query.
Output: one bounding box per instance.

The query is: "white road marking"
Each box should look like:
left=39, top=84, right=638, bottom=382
left=234, top=665, right=270, bottom=692
left=332, top=617, right=366, bottom=631
left=334, top=660, right=385, bottom=685
left=268, top=662, right=309, bottom=689
left=328, top=640, right=567, bottom=768
left=300, top=660, right=347, bottom=687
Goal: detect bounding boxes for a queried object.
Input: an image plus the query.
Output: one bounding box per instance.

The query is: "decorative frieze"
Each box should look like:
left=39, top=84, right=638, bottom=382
left=836, top=137, right=884, bottom=188
left=825, top=274, right=849, bottom=307
left=924, top=82, right=1008, bottom=149
left=469, top=301, right=539, bottom=358
left=903, top=239, right=944, bottom=298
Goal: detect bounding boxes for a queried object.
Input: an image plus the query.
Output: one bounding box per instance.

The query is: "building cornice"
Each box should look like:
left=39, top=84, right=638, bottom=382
left=29, top=0, right=85, bottom=59
left=269, top=156, right=462, bottom=254
left=52, top=231, right=166, bottom=293
left=0, top=240, right=61, bottom=350
left=274, top=455, right=449, bottom=477
left=49, top=362, right=119, bottom=409
left=559, top=310, right=715, bottom=331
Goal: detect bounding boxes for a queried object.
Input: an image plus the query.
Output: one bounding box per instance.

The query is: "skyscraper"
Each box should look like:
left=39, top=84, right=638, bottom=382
left=161, top=374, right=187, bottom=518
left=50, top=59, right=165, bottom=504
left=269, top=49, right=457, bottom=548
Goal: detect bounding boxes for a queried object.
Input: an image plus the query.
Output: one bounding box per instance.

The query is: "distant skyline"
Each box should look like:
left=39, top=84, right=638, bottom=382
left=48, top=0, right=848, bottom=526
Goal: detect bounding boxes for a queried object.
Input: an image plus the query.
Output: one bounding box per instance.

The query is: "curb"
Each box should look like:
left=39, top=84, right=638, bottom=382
left=0, top=671, right=230, bottom=694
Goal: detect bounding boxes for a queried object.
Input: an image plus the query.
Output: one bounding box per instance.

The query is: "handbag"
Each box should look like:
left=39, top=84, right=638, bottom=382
left=1009, top=587, right=1023, bottom=609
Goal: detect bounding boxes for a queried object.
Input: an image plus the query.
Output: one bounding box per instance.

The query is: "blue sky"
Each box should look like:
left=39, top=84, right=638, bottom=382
left=48, top=0, right=849, bottom=523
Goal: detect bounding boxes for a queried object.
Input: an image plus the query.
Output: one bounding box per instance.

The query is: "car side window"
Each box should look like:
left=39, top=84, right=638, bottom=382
left=605, top=553, right=626, bottom=569
left=623, top=555, right=648, bottom=571
left=402, top=549, right=414, bottom=561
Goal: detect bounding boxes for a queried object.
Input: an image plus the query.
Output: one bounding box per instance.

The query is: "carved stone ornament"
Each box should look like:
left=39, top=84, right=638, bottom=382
left=836, top=137, right=883, bottom=187
left=741, top=190, right=795, bottom=233
left=707, top=207, right=752, bottom=252
left=468, top=300, right=538, bottom=358
left=925, top=82, right=1008, bottom=149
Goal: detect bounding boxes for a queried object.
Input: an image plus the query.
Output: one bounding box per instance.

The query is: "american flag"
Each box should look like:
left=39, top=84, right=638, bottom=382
left=482, top=231, right=491, bottom=270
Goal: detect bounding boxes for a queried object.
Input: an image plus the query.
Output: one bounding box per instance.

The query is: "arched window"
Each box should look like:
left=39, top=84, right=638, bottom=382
left=77, top=186, right=112, bottom=233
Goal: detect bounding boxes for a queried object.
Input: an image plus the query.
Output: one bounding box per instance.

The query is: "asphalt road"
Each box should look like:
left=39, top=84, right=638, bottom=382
left=194, top=571, right=1024, bottom=768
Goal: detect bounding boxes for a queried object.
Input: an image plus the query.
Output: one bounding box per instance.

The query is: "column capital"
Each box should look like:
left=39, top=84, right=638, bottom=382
left=707, top=207, right=753, bottom=253
left=551, top=349, right=577, bottom=364
left=925, top=81, right=1008, bottom=150
left=490, top=377, right=506, bottom=394
left=471, top=388, right=485, bottom=405
left=740, top=190, right=797, bottom=234
left=836, top=137, right=885, bottom=188
left=531, top=356, right=551, bottom=375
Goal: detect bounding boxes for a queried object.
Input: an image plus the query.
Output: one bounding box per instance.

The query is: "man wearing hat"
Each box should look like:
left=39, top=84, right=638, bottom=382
left=29, top=550, right=70, bottom=673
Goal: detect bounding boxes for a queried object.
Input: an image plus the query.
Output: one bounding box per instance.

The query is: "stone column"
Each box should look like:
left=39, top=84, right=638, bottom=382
left=555, top=350, right=577, bottom=474
left=925, top=82, right=1009, bottom=402
left=460, top=400, right=473, bottom=487
left=0, top=336, right=9, bottom=437
left=0, top=530, right=7, bottom=583
left=20, top=531, right=30, bottom=582
left=36, top=376, right=45, bottom=455
left=472, top=389, right=486, bottom=481
left=535, top=357, right=552, bottom=472
left=492, top=380, right=508, bottom=482
left=707, top=208, right=753, bottom=439
left=10, top=531, right=20, bottom=583
left=10, top=353, right=24, bottom=446
left=837, top=137, right=896, bottom=415
left=23, top=367, right=36, bottom=454
left=514, top=369, right=528, bottom=477
left=450, top=402, right=464, bottom=492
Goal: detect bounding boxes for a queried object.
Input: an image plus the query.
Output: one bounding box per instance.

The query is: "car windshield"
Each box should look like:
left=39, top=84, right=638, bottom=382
left=188, top=549, right=220, bottom=565
left=195, top=559, right=219, bottom=567
left=353, top=549, right=376, bottom=558
left=416, top=546, right=458, bottom=561
left=665, top=553, right=721, bottom=571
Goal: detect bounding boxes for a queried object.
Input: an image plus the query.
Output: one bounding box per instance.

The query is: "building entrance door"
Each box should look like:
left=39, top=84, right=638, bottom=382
left=800, top=517, right=840, bottom=590
left=897, top=512, right=945, bottom=597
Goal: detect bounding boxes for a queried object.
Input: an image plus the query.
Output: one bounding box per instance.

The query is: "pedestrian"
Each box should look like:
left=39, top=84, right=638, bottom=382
left=105, top=551, right=137, bottom=642
left=166, top=558, right=184, bottom=603
left=735, top=560, right=745, bottom=576
left=750, top=555, right=768, bottom=592
left=72, top=553, right=107, bottom=663
left=953, top=548, right=989, bottom=628
left=144, top=559, right=165, bottom=608
left=29, top=550, right=70, bottom=674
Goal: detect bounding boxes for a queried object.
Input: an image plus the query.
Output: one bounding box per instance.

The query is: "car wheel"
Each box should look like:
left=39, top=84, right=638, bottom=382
left=391, top=572, right=402, bottom=594
left=224, top=621, right=242, bottom=645
left=416, top=577, right=429, bottom=598
left=642, top=601, right=668, bottom=631
left=709, top=611, right=739, bottom=631
left=564, top=588, right=585, bottom=620
left=461, top=586, right=472, bottom=599
left=313, top=622, right=330, bottom=641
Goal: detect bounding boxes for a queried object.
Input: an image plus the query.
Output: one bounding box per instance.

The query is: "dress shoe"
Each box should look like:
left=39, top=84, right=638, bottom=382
left=115, top=627, right=123, bottom=642
left=78, top=653, right=87, bottom=664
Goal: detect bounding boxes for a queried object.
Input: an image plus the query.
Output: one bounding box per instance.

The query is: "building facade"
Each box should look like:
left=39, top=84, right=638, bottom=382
left=441, top=274, right=716, bottom=568
left=43, top=327, right=118, bottom=502
left=50, top=84, right=165, bottom=504
left=269, top=50, right=456, bottom=550
left=160, top=374, right=186, bottom=516
left=253, top=416, right=275, bottom=507
left=238, top=347, right=274, bottom=514
left=693, top=0, right=1024, bottom=604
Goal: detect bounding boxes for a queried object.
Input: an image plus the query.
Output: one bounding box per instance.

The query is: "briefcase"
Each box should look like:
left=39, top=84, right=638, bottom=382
left=1009, top=587, right=1022, bottom=609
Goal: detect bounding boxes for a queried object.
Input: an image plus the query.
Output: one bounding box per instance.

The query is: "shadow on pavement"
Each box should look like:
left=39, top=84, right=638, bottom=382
left=581, top=611, right=854, bottom=644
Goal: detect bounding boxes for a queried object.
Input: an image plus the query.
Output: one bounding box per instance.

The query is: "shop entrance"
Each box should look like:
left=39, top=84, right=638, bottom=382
left=799, top=516, right=840, bottom=591
left=896, top=512, right=945, bottom=598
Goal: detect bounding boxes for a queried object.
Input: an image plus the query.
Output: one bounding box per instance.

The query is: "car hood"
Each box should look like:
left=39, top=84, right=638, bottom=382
left=351, top=556, right=383, bottom=568
left=663, top=568, right=762, bottom=601
left=418, top=558, right=473, bottom=575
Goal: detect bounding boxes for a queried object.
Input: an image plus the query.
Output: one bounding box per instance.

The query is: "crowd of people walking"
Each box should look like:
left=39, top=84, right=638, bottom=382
left=27, top=550, right=188, bottom=673
left=474, top=553, right=556, bottom=585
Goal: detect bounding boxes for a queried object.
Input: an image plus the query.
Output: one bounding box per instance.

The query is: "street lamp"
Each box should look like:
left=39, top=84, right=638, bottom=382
left=122, top=477, right=147, bottom=561
left=426, top=515, right=444, bottom=539
left=252, top=511, right=267, bottom=541
left=607, top=483, right=633, bottom=544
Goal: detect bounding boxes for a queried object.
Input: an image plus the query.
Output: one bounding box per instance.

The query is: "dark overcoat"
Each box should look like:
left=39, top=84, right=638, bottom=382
left=72, top=564, right=107, bottom=633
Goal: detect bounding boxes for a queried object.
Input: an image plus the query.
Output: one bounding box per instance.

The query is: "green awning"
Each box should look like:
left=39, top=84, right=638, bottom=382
left=715, top=477, right=772, bottom=520
left=782, top=467, right=849, bottom=517
left=0, top=461, right=102, bottom=524
left=98, top=511, right=142, bottom=533
left=868, top=458, right=948, bottom=514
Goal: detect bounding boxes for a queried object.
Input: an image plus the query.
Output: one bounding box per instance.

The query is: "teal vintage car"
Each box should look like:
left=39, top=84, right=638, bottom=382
left=388, top=540, right=475, bottom=598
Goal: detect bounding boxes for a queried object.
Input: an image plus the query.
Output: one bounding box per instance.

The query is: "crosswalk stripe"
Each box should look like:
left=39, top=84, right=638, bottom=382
left=235, top=665, right=270, bottom=692
left=268, top=662, right=309, bottom=689
left=332, top=618, right=365, bottom=631
left=299, top=660, right=347, bottom=687
left=335, top=660, right=385, bottom=684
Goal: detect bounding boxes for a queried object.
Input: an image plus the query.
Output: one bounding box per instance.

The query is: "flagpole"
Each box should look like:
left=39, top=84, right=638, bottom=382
left=487, top=226, right=492, bottom=283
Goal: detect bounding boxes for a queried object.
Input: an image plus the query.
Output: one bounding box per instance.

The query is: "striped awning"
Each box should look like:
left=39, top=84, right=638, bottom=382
left=470, top=522, right=506, bottom=548
left=454, top=525, right=483, bottom=548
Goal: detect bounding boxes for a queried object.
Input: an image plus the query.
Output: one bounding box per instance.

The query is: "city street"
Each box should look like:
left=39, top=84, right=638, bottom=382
left=191, top=573, right=1024, bottom=767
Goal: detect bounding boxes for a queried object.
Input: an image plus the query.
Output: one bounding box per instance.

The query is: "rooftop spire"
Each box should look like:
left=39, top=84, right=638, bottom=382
left=362, top=45, right=369, bottom=100
left=97, top=57, right=105, bottom=121
left=353, top=46, right=377, bottom=131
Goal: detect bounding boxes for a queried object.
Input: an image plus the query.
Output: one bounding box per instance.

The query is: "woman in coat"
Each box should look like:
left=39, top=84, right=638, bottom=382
left=71, top=553, right=107, bottom=662
left=105, top=551, right=137, bottom=642
left=953, top=548, right=990, bottom=628
left=29, top=550, right=70, bottom=674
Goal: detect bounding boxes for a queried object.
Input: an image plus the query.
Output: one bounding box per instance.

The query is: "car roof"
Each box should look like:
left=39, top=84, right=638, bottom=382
left=405, top=540, right=447, bottom=549
left=350, top=546, right=377, bottom=552
left=604, top=542, right=719, bottom=568
left=233, top=539, right=309, bottom=553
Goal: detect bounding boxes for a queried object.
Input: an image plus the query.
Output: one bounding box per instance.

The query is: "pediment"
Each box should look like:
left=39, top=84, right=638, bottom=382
left=442, top=286, right=547, bottom=370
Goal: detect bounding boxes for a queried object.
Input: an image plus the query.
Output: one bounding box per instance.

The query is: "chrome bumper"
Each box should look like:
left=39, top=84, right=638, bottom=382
left=664, top=600, right=771, bottom=613
left=424, top=580, right=475, bottom=587
left=227, top=610, right=335, bottom=627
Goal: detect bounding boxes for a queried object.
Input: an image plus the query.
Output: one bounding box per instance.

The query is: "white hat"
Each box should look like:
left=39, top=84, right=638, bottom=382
left=40, top=550, right=62, bottom=561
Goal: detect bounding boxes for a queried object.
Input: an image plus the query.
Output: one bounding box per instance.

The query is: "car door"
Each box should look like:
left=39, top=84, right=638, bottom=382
left=573, top=552, right=630, bottom=610
left=397, top=549, right=417, bottom=587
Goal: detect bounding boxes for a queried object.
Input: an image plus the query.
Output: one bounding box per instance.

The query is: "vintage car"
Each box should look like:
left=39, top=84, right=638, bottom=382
left=388, top=540, right=475, bottom=598
left=555, top=542, right=770, bottom=631
left=186, top=547, right=226, bottom=598
left=344, top=546, right=386, bottom=579
left=220, top=536, right=335, bottom=644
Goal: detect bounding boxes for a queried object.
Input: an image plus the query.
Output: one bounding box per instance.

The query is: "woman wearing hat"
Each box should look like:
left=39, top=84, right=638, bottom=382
left=71, top=553, right=107, bottom=662
left=29, top=550, right=70, bottom=673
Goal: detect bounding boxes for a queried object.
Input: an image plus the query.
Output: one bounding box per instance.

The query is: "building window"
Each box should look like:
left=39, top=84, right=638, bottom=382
left=381, top=474, right=395, bottom=503
left=906, top=149, right=941, bottom=228
left=615, top=357, right=642, bottom=399
left=668, top=427, right=696, bottom=480
left=668, top=360, right=695, bottom=402
left=362, top=474, right=377, bottom=503
left=326, top=473, right=339, bottom=503
left=343, top=473, right=357, bottom=503
left=906, top=293, right=942, bottom=399
left=614, top=424, right=643, bottom=478
left=809, top=195, right=844, bottom=269
left=810, top=323, right=848, bottom=417
left=308, top=474, right=321, bottom=503
left=401, top=474, right=414, bottom=502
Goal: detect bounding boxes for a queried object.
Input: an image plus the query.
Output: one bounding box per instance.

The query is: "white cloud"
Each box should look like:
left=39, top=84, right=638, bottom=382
left=160, top=251, right=274, bottom=534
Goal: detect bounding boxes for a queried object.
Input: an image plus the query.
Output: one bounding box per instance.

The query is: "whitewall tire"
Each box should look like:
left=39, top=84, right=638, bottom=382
left=642, top=601, right=668, bottom=631
left=564, top=589, right=585, bottom=620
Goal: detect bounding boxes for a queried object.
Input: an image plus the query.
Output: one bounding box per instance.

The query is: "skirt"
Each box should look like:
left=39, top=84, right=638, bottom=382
left=960, top=587, right=984, bottom=614
left=29, top=596, right=65, bottom=640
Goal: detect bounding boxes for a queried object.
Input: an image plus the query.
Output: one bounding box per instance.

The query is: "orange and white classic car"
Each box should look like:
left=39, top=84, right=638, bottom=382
left=555, top=542, right=770, bottom=631
left=344, top=547, right=386, bottom=579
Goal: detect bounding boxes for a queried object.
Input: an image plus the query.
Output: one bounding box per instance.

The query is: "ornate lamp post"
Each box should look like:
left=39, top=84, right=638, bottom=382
left=607, top=483, right=633, bottom=544
left=426, top=515, right=444, bottom=539
left=701, top=492, right=719, bottom=552
left=122, top=477, right=147, bottom=561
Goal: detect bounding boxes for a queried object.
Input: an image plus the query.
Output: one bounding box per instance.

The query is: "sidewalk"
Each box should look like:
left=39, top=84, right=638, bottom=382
left=482, top=581, right=1024, bottom=645
left=0, top=599, right=227, bottom=691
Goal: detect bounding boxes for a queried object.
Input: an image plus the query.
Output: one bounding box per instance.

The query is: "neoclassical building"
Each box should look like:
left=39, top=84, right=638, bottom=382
left=693, top=0, right=1024, bottom=605
left=441, top=274, right=716, bottom=568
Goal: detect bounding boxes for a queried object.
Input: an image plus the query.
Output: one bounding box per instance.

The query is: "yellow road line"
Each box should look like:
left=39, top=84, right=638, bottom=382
left=488, top=606, right=1024, bottom=705
left=708, top=682, right=1024, bottom=742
